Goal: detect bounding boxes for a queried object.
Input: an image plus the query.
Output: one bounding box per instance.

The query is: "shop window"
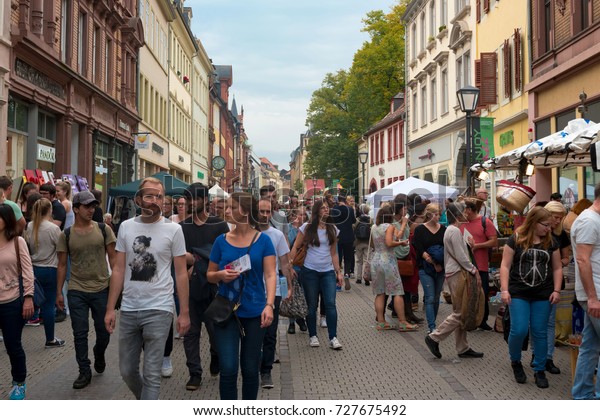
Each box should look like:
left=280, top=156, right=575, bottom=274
left=558, top=167, right=578, bottom=210
left=7, top=98, right=29, bottom=133
left=112, top=143, right=123, bottom=186
left=95, top=141, right=109, bottom=194
left=585, top=168, right=600, bottom=200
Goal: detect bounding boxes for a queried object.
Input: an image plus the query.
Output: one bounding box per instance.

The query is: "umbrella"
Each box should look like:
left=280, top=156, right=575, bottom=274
left=108, top=172, right=190, bottom=198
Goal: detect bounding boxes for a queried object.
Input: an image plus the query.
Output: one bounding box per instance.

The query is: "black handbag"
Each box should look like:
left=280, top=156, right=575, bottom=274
left=204, top=232, right=260, bottom=333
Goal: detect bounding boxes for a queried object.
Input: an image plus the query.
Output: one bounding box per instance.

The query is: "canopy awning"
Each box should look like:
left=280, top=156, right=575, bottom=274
left=470, top=118, right=600, bottom=172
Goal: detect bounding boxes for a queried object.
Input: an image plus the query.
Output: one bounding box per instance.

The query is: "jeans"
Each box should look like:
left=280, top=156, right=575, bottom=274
left=547, top=303, right=558, bottom=358
left=572, top=302, right=600, bottom=399
left=261, top=295, right=282, bottom=374
left=301, top=267, right=338, bottom=340
left=119, top=310, right=173, bottom=400
left=479, top=271, right=490, bottom=326
left=0, top=298, right=26, bottom=383
left=419, top=269, right=445, bottom=332
left=508, top=298, right=551, bottom=371
left=184, top=296, right=218, bottom=377
left=215, top=315, right=265, bottom=400
left=34, top=266, right=57, bottom=342
left=68, top=288, right=111, bottom=375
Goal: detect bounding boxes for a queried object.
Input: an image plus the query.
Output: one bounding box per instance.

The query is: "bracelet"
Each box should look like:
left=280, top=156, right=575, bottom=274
left=553, top=290, right=561, bottom=293
left=501, top=291, right=509, bottom=294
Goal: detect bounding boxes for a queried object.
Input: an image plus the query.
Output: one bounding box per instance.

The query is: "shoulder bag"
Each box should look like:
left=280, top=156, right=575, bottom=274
left=363, top=226, right=374, bottom=282
left=279, top=277, right=308, bottom=319
left=15, top=237, right=45, bottom=307
left=204, top=232, right=259, bottom=333
left=446, top=245, right=484, bottom=331
left=291, top=240, right=307, bottom=267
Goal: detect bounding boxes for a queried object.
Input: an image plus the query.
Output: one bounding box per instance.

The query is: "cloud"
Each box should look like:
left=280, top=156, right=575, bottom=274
left=187, top=0, right=393, bottom=169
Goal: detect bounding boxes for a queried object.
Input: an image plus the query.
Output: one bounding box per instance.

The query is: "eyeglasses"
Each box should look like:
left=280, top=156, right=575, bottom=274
left=177, top=202, right=186, bottom=206
left=142, top=194, right=164, bottom=202
left=538, top=221, right=551, bottom=228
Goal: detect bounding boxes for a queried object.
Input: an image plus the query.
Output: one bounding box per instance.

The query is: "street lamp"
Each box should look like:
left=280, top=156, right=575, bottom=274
left=312, top=174, right=317, bottom=198
left=326, top=169, right=332, bottom=190
left=358, top=151, right=368, bottom=203
left=456, top=85, right=480, bottom=193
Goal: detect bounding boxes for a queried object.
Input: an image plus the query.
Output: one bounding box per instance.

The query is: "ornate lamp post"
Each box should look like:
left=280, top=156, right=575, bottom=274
left=326, top=169, right=332, bottom=190
left=456, top=85, right=480, bottom=193
left=312, top=174, right=317, bottom=198
left=358, top=151, right=368, bottom=203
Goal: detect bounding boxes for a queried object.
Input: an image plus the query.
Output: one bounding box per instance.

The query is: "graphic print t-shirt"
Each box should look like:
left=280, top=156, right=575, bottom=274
left=506, top=234, right=557, bottom=300
left=116, top=216, right=186, bottom=313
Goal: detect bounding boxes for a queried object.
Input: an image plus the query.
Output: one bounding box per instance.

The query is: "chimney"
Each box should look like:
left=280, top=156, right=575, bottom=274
left=392, top=93, right=405, bottom=112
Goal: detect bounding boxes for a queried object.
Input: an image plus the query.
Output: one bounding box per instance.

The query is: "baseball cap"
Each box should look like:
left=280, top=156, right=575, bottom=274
left=185, top=182, right=208, bottom=199
left=73, top=190, right=99, bottom=206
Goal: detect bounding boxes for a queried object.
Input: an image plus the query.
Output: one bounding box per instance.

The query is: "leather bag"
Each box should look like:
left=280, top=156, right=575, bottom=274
left=204, top=294, right=238, bottom=326
left=397, top=258, right=415, bottom=277
left=291, top=241, right=307, bottom=267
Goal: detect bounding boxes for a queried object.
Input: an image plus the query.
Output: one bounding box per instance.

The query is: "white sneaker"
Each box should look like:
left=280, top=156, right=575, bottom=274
left=161, top=357, right=173, bottom=378
left=329, top=337, right=343, bottom=350
left=320, top=316, right=327, bottom=328
left=309, top=336, right=320, bottom=347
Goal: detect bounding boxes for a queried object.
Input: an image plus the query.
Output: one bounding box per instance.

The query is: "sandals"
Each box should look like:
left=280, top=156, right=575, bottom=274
left=376, top=322, right=393, bottom=331
left=397, top=322, right=419, bottom=332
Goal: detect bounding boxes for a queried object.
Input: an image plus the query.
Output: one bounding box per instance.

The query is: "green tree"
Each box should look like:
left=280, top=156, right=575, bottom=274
left=293, top=178, right=304, bottom=194
left=304, top=1, right=407, bottom=187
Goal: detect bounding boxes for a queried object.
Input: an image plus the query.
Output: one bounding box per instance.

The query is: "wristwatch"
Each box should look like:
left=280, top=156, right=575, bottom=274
left=265, top=303, right=275, bottom=310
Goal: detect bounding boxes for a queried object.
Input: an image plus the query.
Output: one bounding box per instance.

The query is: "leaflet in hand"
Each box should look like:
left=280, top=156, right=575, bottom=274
left=463, top=228, right=473, bottom=244
left=225, top=254, right=252, bottom=273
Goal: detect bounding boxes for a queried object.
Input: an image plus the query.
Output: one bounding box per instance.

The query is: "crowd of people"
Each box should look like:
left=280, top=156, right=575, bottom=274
left=1, top=173, right=599, bottom=400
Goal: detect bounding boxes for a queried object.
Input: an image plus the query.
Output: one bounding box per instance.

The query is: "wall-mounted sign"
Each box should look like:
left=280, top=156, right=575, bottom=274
left=178, top=155, right=184, bottom=162
left=134, top=133, right=149, bottom=150
left=499, top=130, right=514, bottom=148
left=212, top=169, right=224, bottom=178
left=197, top=171, right=205, bottom=179
left=418, top=149, right=435, bottom=160
left=37, top=144, right=56, bottom=163
left=151, top=142, right=164, bottom=155
left=119, top=120, right=131, bottom=132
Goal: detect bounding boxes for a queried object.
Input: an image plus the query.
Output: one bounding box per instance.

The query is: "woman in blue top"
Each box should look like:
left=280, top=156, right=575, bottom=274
left=207, top=192, right=277, bottom=400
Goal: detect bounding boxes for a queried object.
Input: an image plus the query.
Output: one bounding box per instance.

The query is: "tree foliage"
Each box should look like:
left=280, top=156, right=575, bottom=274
left=304, top=1, right=407, bottom=189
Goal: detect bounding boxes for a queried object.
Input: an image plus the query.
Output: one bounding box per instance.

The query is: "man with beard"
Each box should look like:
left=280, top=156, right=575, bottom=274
left=259, top=185, right=289, bottom=240
left=105, top=177, right=190, bottom=400
left=180, top=183, right=229, bottom=391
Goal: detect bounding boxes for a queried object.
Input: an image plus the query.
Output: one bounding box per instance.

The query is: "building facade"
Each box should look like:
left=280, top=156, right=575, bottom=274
left=8, top=0, right=143, bottom=193
left=0, top=0, right=10, bottom=177
left=404, top=0, right=475, bottom=189
left=364, top=93, right=407, bottom=194
left=527, top=0, right=600, bottom=202
left=191, top=37, right=211, bottom=183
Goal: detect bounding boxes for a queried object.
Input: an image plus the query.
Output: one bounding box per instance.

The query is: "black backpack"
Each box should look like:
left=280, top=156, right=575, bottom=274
left=354, top=216, right=371, bottom=240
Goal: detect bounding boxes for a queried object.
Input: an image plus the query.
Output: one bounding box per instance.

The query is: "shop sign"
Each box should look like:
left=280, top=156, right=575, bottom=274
left=212, top=169, right=224, bottom=178
left=197, top=171, right=205, bottom=179
left=499, top=130, right=514, bottom=148
left=37, top=144, right=56, bottom=163
left=119, top=120, right=131, bottom=133
left=134, top=133, right=149, bottom=150
left=152, top=142, right=164, bottom=155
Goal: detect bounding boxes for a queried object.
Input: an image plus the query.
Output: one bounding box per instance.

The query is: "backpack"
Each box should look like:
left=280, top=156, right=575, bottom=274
left=354, top=216, right=371, bottom=241
left=64, top=222, right=107, bottom=255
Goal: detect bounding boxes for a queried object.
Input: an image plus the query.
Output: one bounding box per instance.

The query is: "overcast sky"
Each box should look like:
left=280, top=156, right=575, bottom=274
left=188, top=0, right=395, bottom=171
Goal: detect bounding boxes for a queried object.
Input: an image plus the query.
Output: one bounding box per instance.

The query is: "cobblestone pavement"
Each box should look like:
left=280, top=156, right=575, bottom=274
left=0, top=282, right=574, bottom=400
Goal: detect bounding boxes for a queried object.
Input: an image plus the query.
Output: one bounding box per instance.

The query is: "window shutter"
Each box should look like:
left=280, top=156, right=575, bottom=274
left=484, top=0, right=490, bottom=13
left=479, top=52, right=497, bottom=106
left=514, top=28, right=522, bottom=92
left=476, top=0, right=481, bottom=22
left=504, top=39, right=511, bottom=99
left=475, top=59, right=482, bottom=89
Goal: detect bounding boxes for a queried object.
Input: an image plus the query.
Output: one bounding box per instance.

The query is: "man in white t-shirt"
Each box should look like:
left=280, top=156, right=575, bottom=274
left=105, top=177, right=190, bottom=400
left=570, top=182, right=600, bottom=400
left=257, top=198, right=295, bottom=389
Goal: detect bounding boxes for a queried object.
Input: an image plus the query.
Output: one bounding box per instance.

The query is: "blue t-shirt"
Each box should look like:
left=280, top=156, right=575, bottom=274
left=209, top=233, right=276, bottom=318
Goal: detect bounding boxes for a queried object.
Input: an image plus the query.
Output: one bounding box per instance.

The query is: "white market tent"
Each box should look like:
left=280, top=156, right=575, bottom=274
left=365, top=176, right=459, bottom=204
left=208, top=184, right=229, bottom=198
left=470, top=118, right=600, bottom=173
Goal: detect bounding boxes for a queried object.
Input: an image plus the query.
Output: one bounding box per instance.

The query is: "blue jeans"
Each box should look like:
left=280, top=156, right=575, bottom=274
left=572, top=302, right=600, bottom=399
left=215, top=315, right=265, bottom=400
left=301, top=267, right=338, bottom=340
left=508, top=298, right=551, bottom=371
left=119, top=310, right=173, bottom=400
left=419, top=269, right=445, bottom=332
left=68, top=288, right=111, bottom=375
left=0, top=298, right=26, bottom=383
left=261, top=295, right=282, bottom=374
left=34, top=266, right=57, bottom=342
left=547, top=303, right=558, bottom=358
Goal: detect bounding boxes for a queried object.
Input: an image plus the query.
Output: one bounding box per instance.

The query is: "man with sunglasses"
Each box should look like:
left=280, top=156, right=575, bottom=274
left=57, top=190, right=116, bottom=389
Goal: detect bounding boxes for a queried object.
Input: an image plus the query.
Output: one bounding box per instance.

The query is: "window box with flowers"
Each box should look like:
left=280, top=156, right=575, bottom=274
left=426, top=36, right=436, bottom=51
left=183, top=76, right=190, bottom=84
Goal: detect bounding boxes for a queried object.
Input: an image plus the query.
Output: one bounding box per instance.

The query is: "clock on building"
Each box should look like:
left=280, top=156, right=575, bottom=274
left=212, top=156, right=226, bottom=170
